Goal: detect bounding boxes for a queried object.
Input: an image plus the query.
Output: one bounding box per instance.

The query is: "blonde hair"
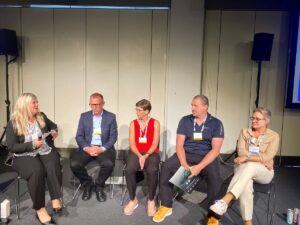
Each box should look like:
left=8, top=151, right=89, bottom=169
left=11, top=93, right=45, bottom=135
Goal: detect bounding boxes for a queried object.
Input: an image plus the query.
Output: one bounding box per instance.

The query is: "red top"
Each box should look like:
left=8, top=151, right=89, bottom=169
left=132, top=118, right=159, bottom=154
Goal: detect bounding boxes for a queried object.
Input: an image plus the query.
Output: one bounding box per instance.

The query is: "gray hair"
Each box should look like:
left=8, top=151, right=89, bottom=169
left=193, top=95, right=209, bottom=106
left=253, top=107, right=271, bottom=123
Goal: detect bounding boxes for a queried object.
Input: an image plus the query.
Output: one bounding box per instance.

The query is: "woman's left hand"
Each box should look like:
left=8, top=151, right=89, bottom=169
left=139, top=154, right=148, bottom=170
left=50, top=130, right=58, bottom=140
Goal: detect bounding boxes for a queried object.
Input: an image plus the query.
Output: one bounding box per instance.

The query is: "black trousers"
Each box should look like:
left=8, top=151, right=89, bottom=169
left=12, top=150, right=62, bottom=210
left=70, top=149, right=116, bottom=187
left=125, top=152, right=160, bottom=201
left=159, top=152, right=223, bottom=208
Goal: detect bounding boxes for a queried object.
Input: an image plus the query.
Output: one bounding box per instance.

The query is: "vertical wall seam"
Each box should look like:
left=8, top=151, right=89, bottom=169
left=215, top=10, right=222, bottom=116
left=85, top=9, right=87, bottom=110
left=53, top=9, right=56, bottom=121
left=162, top=9, right=171, bottom=161
left=149, top=10, right=154, bottom=100
left=117, top=10, right=120, bottom=148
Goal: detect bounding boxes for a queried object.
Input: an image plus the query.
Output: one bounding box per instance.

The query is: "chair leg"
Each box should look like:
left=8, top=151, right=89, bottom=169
left=109, top=173, right=114, bottom=199
left=16, top=177, right=20, bottom=219
left=65, top=183, right=81, bottom=206
left=120, top=169, right=127, bottom=206
left=121, top=189, right=128, bottom=206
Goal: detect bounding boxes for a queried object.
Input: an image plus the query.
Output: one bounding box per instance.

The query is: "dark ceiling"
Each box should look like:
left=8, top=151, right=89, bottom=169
left=0, top=0, right=298, bottom=11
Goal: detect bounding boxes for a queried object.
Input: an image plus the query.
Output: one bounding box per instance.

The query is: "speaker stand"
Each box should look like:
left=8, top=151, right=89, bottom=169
left=0, top=54, right=17, bottom=154
left=255, top=60, right=262, bottom=108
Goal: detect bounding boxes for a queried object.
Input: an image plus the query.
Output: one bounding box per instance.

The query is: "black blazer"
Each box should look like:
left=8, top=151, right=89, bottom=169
left=6, top=112, right=57, bottom=154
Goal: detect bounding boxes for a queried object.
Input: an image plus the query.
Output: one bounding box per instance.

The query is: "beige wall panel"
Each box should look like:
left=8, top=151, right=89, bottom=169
left=217, top=11, right=255, bottom=152
left=54, top=9, right=86, bottom=148
left=166, top=0, right=205, bottom=156
left=118, top=10, right=152, bottom=149
left=0, top=8, right=21, bottom=133
left=21, top=9, right=55, bottom=119
left=254, top=12, right=289, bottom=155
left=150, top=10, right=168, bottom=155
left=282, top=111, right=300, bottom=156
left=202, top=10, right=221, bottom=116
left=86, top=10, right=118, bottom=115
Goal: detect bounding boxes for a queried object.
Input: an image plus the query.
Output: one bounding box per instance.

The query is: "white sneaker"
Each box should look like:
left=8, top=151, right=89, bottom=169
left=209, top=199, right=228, bottom=216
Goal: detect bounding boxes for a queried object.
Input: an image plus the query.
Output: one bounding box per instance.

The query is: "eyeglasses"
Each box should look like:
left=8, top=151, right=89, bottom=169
left=249, top=117, right=265, bottom=121
left=135, top=108, right=144, bottom=112
left=89, top=104, right=101, bottom=107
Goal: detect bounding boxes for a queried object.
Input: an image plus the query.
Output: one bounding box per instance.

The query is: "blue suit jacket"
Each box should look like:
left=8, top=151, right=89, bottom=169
left=75, top=109, right=118, bottom=151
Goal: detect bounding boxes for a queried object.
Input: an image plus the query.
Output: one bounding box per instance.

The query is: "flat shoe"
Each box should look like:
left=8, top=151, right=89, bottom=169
left=123, top=200, right=138, bottom=216
left=36, top=214, right=57, bottom=225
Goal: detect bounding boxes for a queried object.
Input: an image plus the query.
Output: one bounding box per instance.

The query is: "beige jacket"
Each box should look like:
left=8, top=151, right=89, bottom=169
left=237, top=128, right=280, bottom=163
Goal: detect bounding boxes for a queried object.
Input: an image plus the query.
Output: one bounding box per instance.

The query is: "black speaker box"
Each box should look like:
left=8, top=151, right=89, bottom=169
left=251, top=33, right=274, bottom=61
left=0, top=29, right=18, bottom=56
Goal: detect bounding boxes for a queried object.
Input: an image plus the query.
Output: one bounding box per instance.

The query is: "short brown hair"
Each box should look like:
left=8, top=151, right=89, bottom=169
left=136, top=99, right=152, bottom=112
left=193, top=95, right=209, bottom=106
left=90, top=92, right=104, bottom=101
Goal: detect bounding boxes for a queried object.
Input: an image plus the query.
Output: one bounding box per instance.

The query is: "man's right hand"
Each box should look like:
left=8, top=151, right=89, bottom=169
left=84, top=146, right=102, bottom=157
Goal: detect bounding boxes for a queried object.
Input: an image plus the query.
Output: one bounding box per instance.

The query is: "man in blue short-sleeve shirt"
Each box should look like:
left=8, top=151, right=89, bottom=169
left=153, top=95, right=224, bottom=225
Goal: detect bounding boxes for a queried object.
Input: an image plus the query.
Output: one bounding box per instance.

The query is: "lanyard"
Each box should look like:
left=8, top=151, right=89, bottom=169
left=193, top=116, right=207, bottom=133
left=93, top=111, right=103, bottom=130
left=139, top=117, right=150, bottom=138
left=249, top=134, right=264, bottom=146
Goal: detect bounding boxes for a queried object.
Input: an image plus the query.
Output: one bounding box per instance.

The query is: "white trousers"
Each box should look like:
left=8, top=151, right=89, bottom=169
left=227, top=162, right=274, bottom=220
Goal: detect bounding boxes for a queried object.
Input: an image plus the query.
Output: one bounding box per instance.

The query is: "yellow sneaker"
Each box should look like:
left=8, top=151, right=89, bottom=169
left=207, top=216, right=220, bottom=225
left=152, top=206, right=172, bottom=223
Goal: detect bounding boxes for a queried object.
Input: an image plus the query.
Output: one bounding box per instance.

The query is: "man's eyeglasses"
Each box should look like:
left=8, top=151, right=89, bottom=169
left=89, top=104, right=101, bottom=107
left=249, top=117, right=265, bottom=121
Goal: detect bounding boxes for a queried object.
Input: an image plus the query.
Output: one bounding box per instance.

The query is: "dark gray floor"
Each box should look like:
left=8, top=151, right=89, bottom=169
left=1, top=155, right=299, bottom=225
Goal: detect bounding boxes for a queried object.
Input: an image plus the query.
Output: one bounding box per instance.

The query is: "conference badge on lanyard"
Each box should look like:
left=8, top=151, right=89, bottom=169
left=249, top=145, right=259, bottom=155
left=93, top=127, right=102, bottom=135
left=193, top=132, right=203, bottom=141
left=139, top=137, right=147, bottom=144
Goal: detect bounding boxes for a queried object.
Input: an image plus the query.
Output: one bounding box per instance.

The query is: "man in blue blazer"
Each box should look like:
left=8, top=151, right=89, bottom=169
left=70, top=93, right=118, bottom=202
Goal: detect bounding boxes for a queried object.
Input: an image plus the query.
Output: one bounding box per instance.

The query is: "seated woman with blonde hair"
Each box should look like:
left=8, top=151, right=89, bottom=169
left=123, top=99, right=160, bottom=216
left=209, top=107, right=279, bottom=225
left=6, top=93, right=62, bottom=225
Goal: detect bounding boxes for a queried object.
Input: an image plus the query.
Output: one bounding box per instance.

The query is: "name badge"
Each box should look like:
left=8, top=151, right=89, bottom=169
left=93, top=127, right=102, bottom=135
left=193, top=132, right=203, bottom=141
left=249, top=145, right=259, bottom=155
left=139, top=137, right=147, bottom=144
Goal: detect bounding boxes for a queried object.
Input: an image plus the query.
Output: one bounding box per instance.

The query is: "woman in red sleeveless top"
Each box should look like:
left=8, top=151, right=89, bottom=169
left=123, top=99, right=160, bottom=216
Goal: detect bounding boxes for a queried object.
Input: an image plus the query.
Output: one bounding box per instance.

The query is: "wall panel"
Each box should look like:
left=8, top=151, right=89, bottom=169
left=150, top=10, right=168, bottom=155
left=202, top=10, right=221, bottom=116
left=254, top=12, right=289, bottom=154
left=54, top=9, right=86, bottom=147
left=0, top=8, right=21, bottom=133
left=21, top=9, right=55, bottom=119
left=86, top=9, right=118, bottom=115
left=118, top=10, right=152, bottom=149
left=165, top=0, right=204, bottom=156
left=217, top=11, right=255, bottom=152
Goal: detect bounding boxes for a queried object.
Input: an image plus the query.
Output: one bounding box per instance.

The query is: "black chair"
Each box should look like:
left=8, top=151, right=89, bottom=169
left=221, top=151, right=276, bottom=225
left=121, top=158, right=162, bottom=206
left=253, top=179, right=276, bottom=225
left=68, top=150, right=127, bottom=204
